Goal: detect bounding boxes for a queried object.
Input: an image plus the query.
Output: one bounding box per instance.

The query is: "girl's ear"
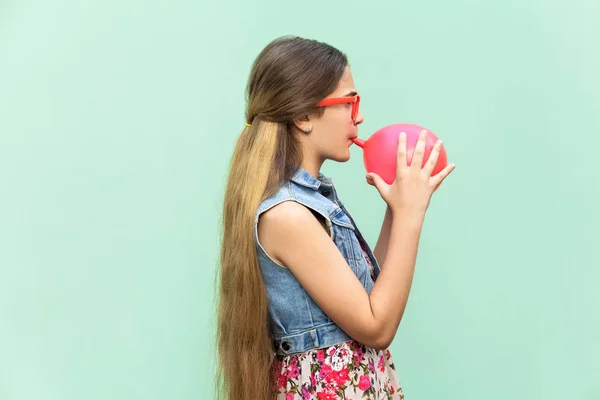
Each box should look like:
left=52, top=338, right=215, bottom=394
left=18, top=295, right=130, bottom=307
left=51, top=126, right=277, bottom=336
left=293, top=114, right=312, bottom=134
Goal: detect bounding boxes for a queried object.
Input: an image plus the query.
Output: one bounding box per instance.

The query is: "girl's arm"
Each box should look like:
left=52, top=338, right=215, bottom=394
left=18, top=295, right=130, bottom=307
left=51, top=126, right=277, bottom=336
left=373, top=205, right=393, bottom=268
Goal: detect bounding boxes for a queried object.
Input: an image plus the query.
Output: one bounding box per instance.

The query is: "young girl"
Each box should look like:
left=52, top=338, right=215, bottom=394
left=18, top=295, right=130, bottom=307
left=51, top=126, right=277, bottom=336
left=216, top=36, right=455, bottom=400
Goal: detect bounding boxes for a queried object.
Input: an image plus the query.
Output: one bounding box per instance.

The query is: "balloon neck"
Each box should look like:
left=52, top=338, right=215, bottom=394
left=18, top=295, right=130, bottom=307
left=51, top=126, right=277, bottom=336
left=351, top=137, right=365, bottom=148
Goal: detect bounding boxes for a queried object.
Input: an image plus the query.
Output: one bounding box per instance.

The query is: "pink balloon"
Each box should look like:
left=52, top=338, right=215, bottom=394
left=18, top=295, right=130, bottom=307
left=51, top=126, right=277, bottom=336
left=352, top=123, right=448, bottom=185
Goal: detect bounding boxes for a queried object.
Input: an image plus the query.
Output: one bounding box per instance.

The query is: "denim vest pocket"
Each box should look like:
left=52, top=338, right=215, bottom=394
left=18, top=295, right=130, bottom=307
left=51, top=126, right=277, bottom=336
left=329, top=208, right=364, bottom=278
left=329, top=208, right=354, bottom=232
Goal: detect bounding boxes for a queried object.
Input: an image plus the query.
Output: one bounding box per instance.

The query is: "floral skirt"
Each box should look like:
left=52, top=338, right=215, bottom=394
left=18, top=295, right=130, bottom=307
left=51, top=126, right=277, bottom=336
left=273, top=340, right=404, bottom=399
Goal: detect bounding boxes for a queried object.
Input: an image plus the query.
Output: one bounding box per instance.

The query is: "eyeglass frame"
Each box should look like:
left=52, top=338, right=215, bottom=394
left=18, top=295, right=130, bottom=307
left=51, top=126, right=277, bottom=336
left=316, top=94, right=361, bottom=123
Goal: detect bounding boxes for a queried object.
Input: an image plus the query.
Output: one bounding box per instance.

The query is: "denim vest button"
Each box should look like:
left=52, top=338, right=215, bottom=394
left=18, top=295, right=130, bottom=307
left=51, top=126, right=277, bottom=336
left=281, top=341, right=292, bottom=351
left=321, top=190, right=331, bottom=197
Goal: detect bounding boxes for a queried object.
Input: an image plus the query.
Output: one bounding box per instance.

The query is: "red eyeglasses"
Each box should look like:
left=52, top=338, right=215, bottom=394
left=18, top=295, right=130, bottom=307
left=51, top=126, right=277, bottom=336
left=316, top=94, right=361, bottom=123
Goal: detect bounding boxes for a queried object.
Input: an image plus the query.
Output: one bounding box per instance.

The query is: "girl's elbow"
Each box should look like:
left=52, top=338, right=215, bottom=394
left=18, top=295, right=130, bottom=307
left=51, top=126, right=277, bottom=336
left=371, top=333, right=393, bottom=351
left=361, top=323, right=394, bottom=351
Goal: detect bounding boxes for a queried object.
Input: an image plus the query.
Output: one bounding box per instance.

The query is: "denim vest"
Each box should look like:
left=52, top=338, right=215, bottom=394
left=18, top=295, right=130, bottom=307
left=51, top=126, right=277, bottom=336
left=253, top=167, right=381, bottom=356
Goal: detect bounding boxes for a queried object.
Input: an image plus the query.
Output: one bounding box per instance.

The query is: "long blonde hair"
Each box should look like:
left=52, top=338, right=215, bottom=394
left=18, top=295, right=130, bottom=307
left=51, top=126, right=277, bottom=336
left=215, top=36, right=348, bottom=400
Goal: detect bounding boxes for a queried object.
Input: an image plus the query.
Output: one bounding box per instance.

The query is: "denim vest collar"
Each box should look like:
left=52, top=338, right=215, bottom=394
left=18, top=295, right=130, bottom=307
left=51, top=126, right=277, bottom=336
left=290, top=167, right=333, bottom=191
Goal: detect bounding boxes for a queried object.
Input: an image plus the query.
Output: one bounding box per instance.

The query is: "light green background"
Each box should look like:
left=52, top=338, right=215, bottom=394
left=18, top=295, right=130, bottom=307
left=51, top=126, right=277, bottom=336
left=1, top=0, right=598, bottom=399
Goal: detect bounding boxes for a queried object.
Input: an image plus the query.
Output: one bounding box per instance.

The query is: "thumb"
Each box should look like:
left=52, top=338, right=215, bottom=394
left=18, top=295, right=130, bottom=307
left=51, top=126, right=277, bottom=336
left=366, top=172, right=386, bottom=189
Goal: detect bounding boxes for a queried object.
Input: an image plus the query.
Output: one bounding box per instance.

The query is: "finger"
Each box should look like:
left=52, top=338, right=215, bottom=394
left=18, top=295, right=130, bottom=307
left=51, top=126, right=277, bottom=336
left=366, top=172, right=387, bottom=191
left=411, top=130, right=428, bottom=169
left=423, top=139, right=443, bottom=176
left=430, top=162, right=456, bottom=186
left=396, top=132, right=408, bottom=175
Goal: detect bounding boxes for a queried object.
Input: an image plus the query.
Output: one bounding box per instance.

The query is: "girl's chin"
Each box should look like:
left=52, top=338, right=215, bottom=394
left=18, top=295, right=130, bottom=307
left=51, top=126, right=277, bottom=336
left=331, top=149, right=352, bottom=163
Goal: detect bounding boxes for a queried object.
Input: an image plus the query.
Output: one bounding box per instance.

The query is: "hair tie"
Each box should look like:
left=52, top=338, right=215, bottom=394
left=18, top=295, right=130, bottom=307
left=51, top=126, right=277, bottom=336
left=246, top=123, right=251, bottom=127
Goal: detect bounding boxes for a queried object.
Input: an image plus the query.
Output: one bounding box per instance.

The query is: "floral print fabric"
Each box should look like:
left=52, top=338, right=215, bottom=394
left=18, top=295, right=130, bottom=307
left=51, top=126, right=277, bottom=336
left=272, top=340, right=404, bottom=399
